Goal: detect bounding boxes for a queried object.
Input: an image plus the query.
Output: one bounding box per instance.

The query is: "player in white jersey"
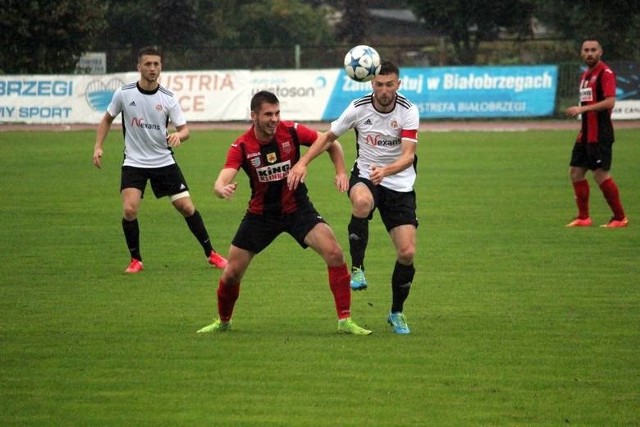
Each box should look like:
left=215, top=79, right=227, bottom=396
left=288, top=61, right=419, bottom=334
left=93, top=46, right=227, bottom=273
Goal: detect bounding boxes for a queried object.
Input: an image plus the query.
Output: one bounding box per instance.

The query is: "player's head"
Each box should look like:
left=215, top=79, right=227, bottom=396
left=378, top=61, right=399, bottom=78
left=136, top=46, right=162, bottom=83
left=250, top=91, right=280, bottom=140
left=580, top=38, right=603, bottom=68
left=250, top=90, right=279, bottom=113
left=137, top=46, right=162, bottom=63
left=372, top=60, right=400, bottom=110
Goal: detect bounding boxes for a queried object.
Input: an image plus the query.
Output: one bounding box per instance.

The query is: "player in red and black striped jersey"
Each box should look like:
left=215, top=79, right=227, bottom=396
left=197, top=91, right=371, bottom=335
left=565, top=39, right=628, bottom=228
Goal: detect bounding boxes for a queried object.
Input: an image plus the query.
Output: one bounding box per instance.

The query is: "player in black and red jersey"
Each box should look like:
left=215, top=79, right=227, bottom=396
left=565, top=39, right=628, bottom=228
left=197, top=91, right=371, bottom=335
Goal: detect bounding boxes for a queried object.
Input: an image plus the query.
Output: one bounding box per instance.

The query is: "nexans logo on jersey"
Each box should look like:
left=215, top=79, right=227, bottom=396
left=364, top=134, right=402, bottom=147
left=131, top=116, right=161, bottom=130
left=256, top=160, right=291, bottom=183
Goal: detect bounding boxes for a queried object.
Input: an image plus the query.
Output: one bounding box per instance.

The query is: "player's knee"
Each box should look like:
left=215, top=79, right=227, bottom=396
left=221, top=270, right=242, bottom=286
left=122, top=206, right=138, bottom=219
left=325, top=244, right=345, bottom=266
left=397, top=245, right=415, bottom=264
left=351, top=198, right=373, bottom=217
left=174, top=200, right=195, bottom=216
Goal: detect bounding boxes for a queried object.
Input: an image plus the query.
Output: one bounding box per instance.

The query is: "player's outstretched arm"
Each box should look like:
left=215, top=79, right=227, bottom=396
left=326, top=139, right=348, bottom=192
left=288, top=131, right=338, bottom=190
left=214, top=168, right=239, bottom=199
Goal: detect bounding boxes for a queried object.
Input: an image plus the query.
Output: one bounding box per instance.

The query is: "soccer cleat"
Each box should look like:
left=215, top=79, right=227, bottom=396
left=387, top=312, right=410, bottom=335
left=338, top=318, right=372, bottom=335
left=124, top=258, right=143, bottom=274
left=565, top=217, right=592, bottom=227
left=600, top=217, right=628, bottom=228
left=208, top=252, right=228, bottom=269
left=197, top=318, right=231, bottom=333
left=350, top=267, right=368, bottom=290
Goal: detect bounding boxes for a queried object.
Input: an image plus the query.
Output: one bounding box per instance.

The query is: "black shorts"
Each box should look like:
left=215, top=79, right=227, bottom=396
left=569, top=140, right=613, bottom=171
left=349, top=175, right=418, bottom=232
left=232, top=203, right=326, bottom=254
left=121, top=164, right=190, bottom=199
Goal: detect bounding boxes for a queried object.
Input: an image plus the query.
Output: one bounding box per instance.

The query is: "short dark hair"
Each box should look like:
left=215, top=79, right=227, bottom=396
left=250, top=90, right=279, bottom=113
left=581, top=38, right=602, bottom=48
left=137, top=46, right=162, bottom=62
left=379, top=60, right=399, bottom=76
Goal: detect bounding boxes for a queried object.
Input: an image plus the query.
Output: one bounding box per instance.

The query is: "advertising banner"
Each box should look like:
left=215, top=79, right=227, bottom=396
left=611, top=62, right=640, bottom=120
left=0, top=71, right=250, bottom=124
left=250, top=69, right=341, bottom=121
left=4, top=64, right=639, bottom=123
left=323, top=65, right=559, bottom=120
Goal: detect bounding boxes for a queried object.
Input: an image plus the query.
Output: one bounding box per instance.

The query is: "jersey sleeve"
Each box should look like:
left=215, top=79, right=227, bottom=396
left=602, top=68, right=616, bottom=98
left=330, top=101, right=358, bottom=137
left=168, top=96, right=187, bottom=127
left=106, top=87, right=124, bottom=117
left=401, top=105, right=420, bottom=142
left=292, top=123, right=319, bottom=147
left=224, top=140, right=245, bottom=170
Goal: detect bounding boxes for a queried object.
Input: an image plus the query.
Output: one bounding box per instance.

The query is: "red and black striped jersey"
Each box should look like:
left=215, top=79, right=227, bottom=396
left=224, top=121, right=319, bottom=215
left=577, top=61, right=616, bottom=144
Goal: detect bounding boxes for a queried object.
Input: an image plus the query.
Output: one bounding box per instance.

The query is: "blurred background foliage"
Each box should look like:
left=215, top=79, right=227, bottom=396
left=1, top=0, right=639, bottom=74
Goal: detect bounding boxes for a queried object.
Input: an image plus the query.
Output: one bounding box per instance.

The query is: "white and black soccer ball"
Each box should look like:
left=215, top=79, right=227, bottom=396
left=343, top=45, right=381, bottom=82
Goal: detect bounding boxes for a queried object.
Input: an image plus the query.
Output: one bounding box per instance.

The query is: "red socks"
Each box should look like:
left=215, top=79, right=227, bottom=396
left=573, top=178, right=626, bottom=220
left=599, top=178, right=626, bottom=220
left=328, top=264, right=351, bottom=320
left=217, top=279, right=240, bottom=322
left=572, top=179, right=590, bottom=219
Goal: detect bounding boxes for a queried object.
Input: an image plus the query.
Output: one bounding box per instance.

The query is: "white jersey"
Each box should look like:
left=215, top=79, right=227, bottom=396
left=331, top=93, right=419, bottom=192
left=107, top=82, right=187, bottom=168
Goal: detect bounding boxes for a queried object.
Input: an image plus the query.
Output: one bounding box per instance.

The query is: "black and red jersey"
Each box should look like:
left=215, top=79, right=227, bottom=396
left=224, top=121, right=318, bottom=215
left=576, top=61, right=616, bottom=144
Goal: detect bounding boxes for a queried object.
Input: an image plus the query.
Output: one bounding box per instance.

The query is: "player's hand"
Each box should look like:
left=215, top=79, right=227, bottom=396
left=335, top=172, right=348, bottom=192
left=287, top=164, right=307, bottom=190
left=93, top=148, right=103, bottom=169
left=565, top=106, right=582, bottom=117
left=166, top=133, right=182, bottom=147
left=369, top=165, right=384, bottom=185
left=216, top=182, right=237, bottom=199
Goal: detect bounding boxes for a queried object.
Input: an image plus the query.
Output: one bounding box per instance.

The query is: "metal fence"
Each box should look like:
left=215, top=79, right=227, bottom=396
left=98, top=43, right=585, bottom=118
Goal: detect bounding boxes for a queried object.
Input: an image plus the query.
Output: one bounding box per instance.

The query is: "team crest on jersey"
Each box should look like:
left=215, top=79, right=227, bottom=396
left=266, top=152, right=277, bottom=164
left=390, top=119, right=399, bottom=130
left=155, top=104, right=163, bottom=111
left=250, top=156, right=261, bottom=167
left=282, top=141, right=291, bottom=154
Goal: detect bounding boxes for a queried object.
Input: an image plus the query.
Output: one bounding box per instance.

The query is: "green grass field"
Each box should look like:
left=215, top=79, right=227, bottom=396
left=1, top=126, right=638, bottom=426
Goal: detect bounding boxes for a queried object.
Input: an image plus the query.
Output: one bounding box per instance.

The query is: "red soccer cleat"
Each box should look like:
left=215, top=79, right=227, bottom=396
left=124, top=258, right=144, bottom=274
left=566, top=217, right=592, bottom=227
left=208, top=252, right=228, bottom=269
left=600, top=217, right=629, bottom=228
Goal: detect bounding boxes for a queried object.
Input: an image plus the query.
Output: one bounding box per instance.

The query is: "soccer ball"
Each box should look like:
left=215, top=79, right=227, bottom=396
left=343, top=45, right=381, bottom=82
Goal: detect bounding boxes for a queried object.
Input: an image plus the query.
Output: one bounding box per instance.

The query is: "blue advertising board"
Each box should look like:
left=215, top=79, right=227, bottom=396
left=323, top=65, right=558, bottom=120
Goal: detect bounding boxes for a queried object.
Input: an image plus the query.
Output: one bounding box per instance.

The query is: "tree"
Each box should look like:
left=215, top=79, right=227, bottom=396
left=335, top=0, right=370, bottom=44
left=233, top=0, right=335, bottom=46
left=534, top=0, right=640, bottom=61
left=0, top=0, right=106, bottom=73
left=406, top=0, right=535, bottom=64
